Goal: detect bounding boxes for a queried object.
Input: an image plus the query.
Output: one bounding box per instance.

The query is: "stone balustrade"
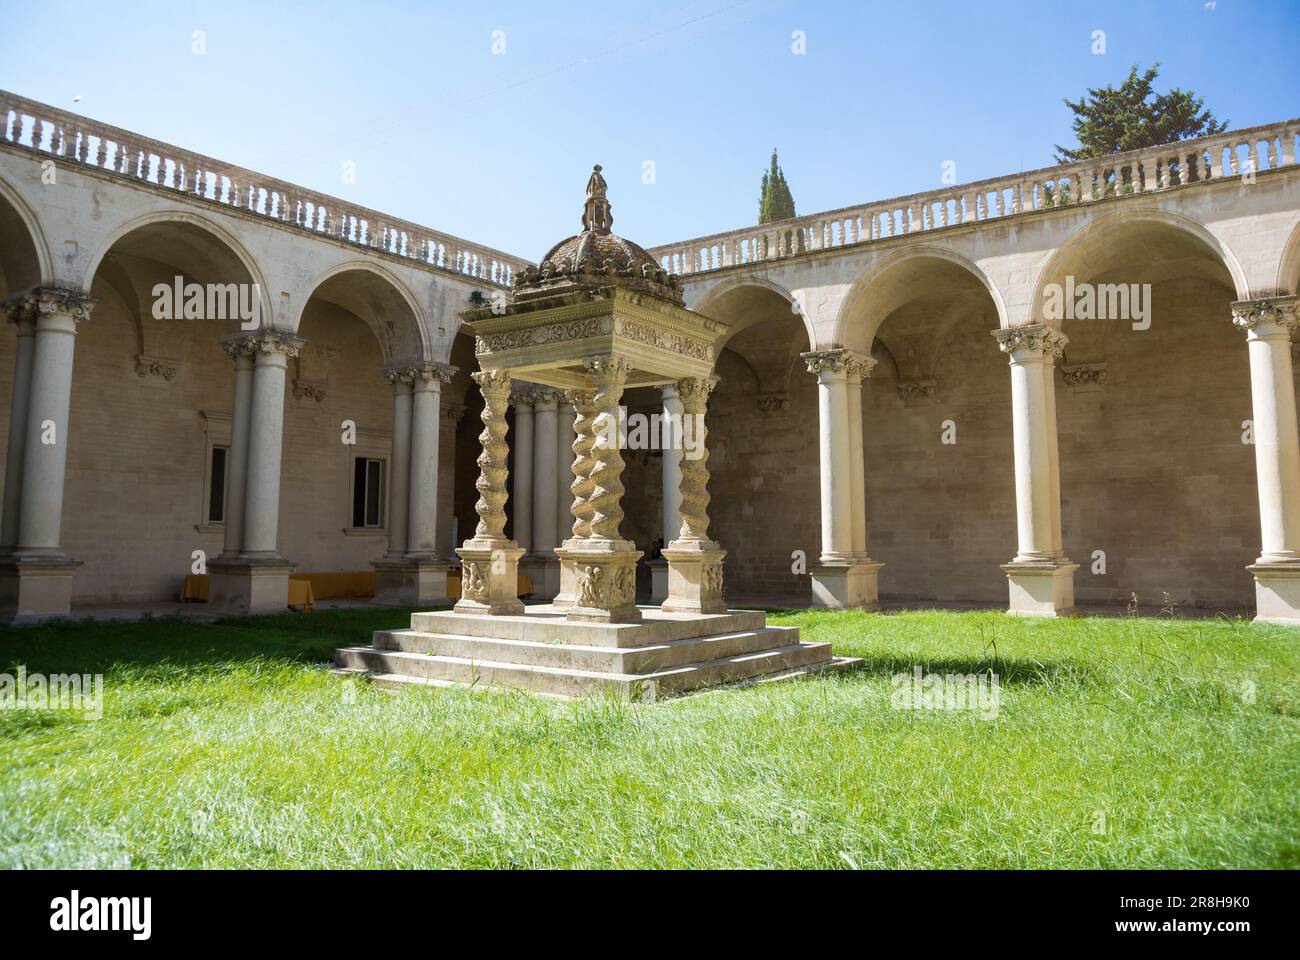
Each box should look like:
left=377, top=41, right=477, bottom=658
left=648, top=119, right=1300, bottom=277
left=0, top=90, right=528, bottom=288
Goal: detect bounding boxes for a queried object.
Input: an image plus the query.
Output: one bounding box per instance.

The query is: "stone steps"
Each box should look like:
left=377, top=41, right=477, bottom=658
left=407, top=604, right=767, bottom=648
left=372, top=625, right=800, bottom=673
left=334, top=639, right=840, bottom=701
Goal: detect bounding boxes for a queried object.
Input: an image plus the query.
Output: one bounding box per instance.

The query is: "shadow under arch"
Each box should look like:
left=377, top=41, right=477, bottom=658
left=1029, top=207, right=1250, bottom=327
left=690, top=274, right=816, bottom=354
left=0, top=172, right=52, bottom=292
left=834, top=245, right=1010, bottom=353
left=295, top=259, right=429, bottom=366
left=81, top=209, right=272, bottom=327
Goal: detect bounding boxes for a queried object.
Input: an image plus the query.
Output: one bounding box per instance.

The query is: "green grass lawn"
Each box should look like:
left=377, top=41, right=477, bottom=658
left=0, top=606, right=1295, bottom=868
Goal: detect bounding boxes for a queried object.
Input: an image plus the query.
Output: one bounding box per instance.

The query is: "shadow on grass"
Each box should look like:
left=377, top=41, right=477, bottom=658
left=0, top=606, right=430, bottom=677
left=848, top=653, right=1097, bottom=688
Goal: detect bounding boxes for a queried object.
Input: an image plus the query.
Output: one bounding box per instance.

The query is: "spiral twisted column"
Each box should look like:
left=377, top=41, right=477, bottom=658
left=565, top=390, right=598, bottom=542
left=584, top=355, right=633, bottom=543
left=455, top=368, right=524, bottom=616
left=661, top=375, right=726, bottom=615
left=470, top=369, right=513, bottom=543
left=672, top=376, right=717, bottom=546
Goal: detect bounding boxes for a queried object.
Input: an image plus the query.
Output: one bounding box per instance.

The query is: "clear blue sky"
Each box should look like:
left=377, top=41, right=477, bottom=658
left=2, top=0, right=1297, bottom=260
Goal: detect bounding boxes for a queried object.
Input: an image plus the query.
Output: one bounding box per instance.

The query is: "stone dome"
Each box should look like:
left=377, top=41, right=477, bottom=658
left=514, top=165, right=683, bottom=305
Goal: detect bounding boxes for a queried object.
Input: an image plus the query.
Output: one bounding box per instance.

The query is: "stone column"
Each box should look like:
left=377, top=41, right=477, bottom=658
left=384, top=370, right=414, bottom=558
left=209, top=330, right=302, bottom=614
left=218, top=338, right=254, bottom=558
left=0, top=289, right=92, bottom=620
left=802, top=348, right=882, bottom=609
left=375, top=362, right=455, bottom=605
left=660, top=375, right=726, bottom=615
left=992, top=324, right=1077, bottom=616
left=553, top=388, right=596, bottom=609
left=556, top=400, right=576, bottom=546
left=651, top=383, right=684, bottom=603
left=522, top=387, right=560, bottom=597
left=567, top=355, right=641, bottom=623
left=1232, top=297, right=1300, bottom=624
left=1, top=296, right=37, bottom=552
left=454, top=369, right=524, bottom=615
left=511, top=388, right=535, bottom=553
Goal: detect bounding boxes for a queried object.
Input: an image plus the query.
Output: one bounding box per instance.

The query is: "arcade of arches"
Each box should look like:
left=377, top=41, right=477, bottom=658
left=3, top=159, right=1300, bottom=625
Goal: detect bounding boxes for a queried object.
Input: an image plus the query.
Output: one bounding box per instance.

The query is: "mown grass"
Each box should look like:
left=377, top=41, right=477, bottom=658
left=0, top=606, right=1295, bottom=868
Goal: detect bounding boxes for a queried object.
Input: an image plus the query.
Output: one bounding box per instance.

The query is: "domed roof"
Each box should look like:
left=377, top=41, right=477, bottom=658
left=515, top=165, right=683, bottom=305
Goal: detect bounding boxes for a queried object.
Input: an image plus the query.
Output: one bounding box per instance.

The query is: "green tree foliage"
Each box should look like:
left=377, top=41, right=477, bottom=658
left=758, top=149, right=797, bottom=223
left=1055, top=63, right=1227, bottom=163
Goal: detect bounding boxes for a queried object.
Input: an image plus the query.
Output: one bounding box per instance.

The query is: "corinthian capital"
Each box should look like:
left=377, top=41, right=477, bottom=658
left=991, top=324, right=1068, bottom=359
left=801, top=347, right=874, bottom=379
left=583, top=354, right=633, bottom=386
left=33, top=287, right=97, bottom=324
left=1231, top=296, right=1299, bottom=335
left=413, top=361, right=458, bottom=385
left=472, top=368, right=513, bottom=399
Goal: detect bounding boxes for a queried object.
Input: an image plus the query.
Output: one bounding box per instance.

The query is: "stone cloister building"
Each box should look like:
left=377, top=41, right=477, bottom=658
left=2, top=89, right=1300, bottom=623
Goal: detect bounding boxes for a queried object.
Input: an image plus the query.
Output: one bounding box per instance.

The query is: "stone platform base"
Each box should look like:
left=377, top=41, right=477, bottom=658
left=335, top=604, right=859, bottom=701
left=0, top=556, right=80, bottom=622
left=372, top=557, right=452, bottom=606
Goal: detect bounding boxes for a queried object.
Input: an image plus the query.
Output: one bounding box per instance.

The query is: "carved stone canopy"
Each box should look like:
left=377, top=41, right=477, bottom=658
left=462, top=168, right=726, bottom=391
left=512, top=165, right=685, bottom=306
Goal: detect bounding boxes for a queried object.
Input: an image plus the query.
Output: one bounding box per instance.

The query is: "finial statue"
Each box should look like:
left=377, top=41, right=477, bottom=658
left=581, top=163, right=613, bottom=234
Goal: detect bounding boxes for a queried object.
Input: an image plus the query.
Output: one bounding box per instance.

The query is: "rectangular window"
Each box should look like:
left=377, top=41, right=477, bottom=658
left=208, top=445, right=228, bottom=524
left=352, top=457, right=385, bottom=528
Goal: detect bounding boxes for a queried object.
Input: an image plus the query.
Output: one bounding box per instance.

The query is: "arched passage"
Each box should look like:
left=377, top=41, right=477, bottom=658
left=695, top=281, right=820, bottom=603
left=838, top=251, right=1013, bottom=603
left=277, top=266, right=428, bottom=575
left=63, top=215, right=261, bottom=602
left=1041, top=213, right=1254, bottom=610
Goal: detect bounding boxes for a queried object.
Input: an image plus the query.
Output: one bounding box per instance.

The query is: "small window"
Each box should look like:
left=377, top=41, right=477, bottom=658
left=207, top=445, right=228, bottom=524
left=352, top=457, right=385, bottom=528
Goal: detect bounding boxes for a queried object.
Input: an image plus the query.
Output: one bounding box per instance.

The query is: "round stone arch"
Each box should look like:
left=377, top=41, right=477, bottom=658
left=689, top=274, right=816, bottom=353
left=0, top=171, right=54, bottom=292
left=1273, top=214, right=1300, bottom=296
left=80, top=208, right=273, bottom=326
left=832, top=245, right=1010, bottom=353
left=295, top=259, right=429, bottom=366
left=1028, top=207, right=1250, bottom=327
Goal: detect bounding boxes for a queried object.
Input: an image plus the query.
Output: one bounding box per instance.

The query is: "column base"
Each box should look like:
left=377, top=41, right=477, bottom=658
left=208, top=557, right=295, bottom=614
left=660, top=542, right=727, bottom=615
left=372, top=556, right=452, bottom=607
left=810, top=559, right=882, bottom=610
left=0, top=556, right=80, bottom=622
left=1002, top=560, right=1078, bottom=617
left=649, top=557, right=669, bottom=604
left=1248, top=562, right=1300, bottom=625
left=566, top=542, right=642, bottom=624
left=454, top=542, right=525, bottom=616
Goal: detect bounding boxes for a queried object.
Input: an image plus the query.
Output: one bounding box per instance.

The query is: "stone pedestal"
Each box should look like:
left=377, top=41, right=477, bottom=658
left=208, top=557, right=294, bottom=614
left=1002, top=560, right=1078, bottom=617
left=810, top=560, right=882, bottom=610
left=566, top=543, right=642, bottom=623
left=0, top=556, right=80, bottom=621
left=372, top=557, right=452, bottom=606
left=454, top=543, right=525, bottom=616
left=661, top=544, right=727, bottom=615
left=1248, top=562, right=1300, bottom=625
